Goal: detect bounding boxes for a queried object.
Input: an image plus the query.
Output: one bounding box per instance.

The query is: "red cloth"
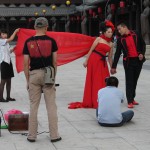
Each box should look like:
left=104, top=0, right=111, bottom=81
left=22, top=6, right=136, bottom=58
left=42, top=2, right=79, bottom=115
left=4, top=109, right=23, bottom=123
left=124, top=32, right=138, bottom=57
left=68, top=102, right=83, bottom=109
left=100, top=34, right=112, bottom=42
left=68, top=43, right=111, bottom=109
left=105, top=20, right=115, bottom=32
left=14, top=28, right=95, bottom=73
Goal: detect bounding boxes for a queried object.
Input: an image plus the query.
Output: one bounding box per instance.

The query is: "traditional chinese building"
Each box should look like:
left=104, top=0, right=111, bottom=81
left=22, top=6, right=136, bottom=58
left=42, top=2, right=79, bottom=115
left=0, top=0, right=148, bottom=38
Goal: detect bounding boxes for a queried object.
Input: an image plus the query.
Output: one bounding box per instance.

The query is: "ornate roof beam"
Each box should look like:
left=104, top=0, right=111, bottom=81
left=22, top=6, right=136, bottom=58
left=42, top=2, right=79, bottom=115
left=0, top=0, right=82, bottom=4
left=0, top=7, right=77, bottom=17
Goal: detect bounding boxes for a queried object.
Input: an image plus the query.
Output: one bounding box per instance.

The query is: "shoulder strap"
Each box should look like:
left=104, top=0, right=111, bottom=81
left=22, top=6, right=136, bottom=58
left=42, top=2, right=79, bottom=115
left=34, top=38, right=46, bottom=67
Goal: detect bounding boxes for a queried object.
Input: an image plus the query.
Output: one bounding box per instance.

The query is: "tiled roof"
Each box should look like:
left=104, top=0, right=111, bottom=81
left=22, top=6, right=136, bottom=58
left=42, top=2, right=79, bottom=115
left=0, top=0, right=106, bottom=17
left=84, top=0, right=106, bottom=5
left=0, top=0, right=82, bottom=4
left=76, top=5, right=97, bottom=12
left=76, top=0, right=105, bottom=12
left=0, top=6, right=77, bottom=17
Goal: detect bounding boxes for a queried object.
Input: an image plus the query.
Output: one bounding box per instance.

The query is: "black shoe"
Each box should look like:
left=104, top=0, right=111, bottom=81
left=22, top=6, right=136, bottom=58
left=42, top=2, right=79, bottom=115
left=27, top=138, right=35, bottom=142
left=6, top=97, right=16, bottom=101
left=51, top=137, right=62, bottom=142
left=0, top=98, right=9, bottom=102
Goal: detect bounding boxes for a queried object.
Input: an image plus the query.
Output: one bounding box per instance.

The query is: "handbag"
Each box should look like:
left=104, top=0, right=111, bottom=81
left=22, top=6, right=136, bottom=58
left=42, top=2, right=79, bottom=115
left=35, top=39, right=55, bottom=85
left=44, top=66, right=55, bottom=85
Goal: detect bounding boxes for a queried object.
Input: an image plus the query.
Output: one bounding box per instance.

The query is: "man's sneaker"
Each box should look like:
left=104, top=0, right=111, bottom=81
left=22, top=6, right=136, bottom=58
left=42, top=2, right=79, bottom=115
left=128, top=103, right=134, bottom=108
left=132, top=100, right=139, bottom=105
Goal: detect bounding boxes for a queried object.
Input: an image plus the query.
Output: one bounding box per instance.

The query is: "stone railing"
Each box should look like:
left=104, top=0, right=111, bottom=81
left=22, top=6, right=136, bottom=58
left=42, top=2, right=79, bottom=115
left=145, top=45, right=150, bottom=60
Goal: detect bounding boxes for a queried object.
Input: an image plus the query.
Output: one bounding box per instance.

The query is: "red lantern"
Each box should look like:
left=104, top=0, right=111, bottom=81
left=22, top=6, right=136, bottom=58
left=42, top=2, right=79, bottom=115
left=82, top=16, right=85, bottom=20
left=98, top=7, right=102, bottom=13
left=77, top=16, right=80, bottom=21
left=89, top=9, right=93, bottom=15
left=93, top=12, right=96, bottom=17
left=120, top=1, right=125, bottom=8
left=28, top=18, right=32, bottom=22
left=110, top=4, right=115, bottom=11
left=70, top=17, right=74, bottom=21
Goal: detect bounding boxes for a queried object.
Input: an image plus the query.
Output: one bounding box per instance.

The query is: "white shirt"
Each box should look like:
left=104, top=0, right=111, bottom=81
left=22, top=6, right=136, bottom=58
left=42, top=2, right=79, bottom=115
left=0, top=39, right=11, bottom=64
left=97, top=86, right=125, bottom=124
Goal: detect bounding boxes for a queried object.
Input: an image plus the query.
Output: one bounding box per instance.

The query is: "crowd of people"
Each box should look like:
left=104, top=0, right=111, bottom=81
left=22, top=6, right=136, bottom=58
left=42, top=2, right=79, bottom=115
left=0, top=17, right=146, bottom=142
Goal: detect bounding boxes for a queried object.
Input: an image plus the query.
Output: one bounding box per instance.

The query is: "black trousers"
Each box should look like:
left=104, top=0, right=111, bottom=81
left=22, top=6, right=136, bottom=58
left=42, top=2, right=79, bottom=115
left=123, top=58, right=143, bottom=104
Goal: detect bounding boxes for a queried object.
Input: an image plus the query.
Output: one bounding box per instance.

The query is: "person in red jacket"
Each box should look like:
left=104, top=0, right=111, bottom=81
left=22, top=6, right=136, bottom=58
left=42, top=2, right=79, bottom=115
left=111, top=21, right=146, bottom=108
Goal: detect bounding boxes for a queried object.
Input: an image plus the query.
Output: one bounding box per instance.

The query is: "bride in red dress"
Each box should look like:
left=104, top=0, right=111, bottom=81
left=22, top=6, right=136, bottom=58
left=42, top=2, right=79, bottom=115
left=68, top=20, right=115, bottom=109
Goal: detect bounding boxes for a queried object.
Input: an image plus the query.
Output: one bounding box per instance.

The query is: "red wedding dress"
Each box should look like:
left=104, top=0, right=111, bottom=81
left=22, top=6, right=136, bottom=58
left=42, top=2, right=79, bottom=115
left=68, top=43, right=111, bottom=109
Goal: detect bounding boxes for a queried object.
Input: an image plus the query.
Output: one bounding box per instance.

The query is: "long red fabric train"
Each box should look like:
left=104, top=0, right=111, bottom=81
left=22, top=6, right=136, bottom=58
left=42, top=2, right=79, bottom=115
left=14, top=28, right=95, bottom=73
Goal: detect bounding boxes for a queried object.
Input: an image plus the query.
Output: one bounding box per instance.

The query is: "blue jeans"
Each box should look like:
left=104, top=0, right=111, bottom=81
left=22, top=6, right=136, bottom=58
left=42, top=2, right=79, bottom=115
left=121, top=110, right=134, bottom=123
left=97, top=109, right=134, bottom=127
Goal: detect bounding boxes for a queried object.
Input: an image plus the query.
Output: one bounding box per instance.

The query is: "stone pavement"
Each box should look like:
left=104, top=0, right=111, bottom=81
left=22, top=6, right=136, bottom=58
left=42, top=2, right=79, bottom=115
left=0, top=53, right=150, bottom=150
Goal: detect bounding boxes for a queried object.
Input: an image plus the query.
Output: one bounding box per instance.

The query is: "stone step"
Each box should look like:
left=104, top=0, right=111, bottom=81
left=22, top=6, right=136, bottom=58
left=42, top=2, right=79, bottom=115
left=145, top=45, right=150, bottom=60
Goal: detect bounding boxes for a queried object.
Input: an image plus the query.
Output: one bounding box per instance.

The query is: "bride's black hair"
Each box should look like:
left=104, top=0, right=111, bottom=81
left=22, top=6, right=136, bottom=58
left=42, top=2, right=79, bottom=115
left=99, top=21, right=112, bottom=34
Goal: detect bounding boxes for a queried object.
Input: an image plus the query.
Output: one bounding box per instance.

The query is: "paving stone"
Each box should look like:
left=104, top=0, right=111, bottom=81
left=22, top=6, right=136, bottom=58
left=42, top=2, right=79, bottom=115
left=0, top=53, right=150, bottom=150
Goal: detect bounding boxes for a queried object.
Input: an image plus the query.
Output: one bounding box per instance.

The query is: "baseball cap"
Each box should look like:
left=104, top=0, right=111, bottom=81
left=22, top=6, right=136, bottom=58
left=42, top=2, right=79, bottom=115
left=34, top=17, right=49, bottom=28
